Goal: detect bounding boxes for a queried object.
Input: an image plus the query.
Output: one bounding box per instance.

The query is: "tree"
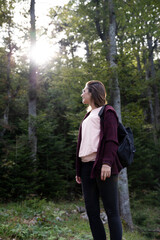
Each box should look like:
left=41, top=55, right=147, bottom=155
left=116, top=0, right=160, bottom=143
left=108, top=0, right=133, bottom=229
left=29, top=0, right=37, bottom=164
left=0, top=0, right=19, bottom=137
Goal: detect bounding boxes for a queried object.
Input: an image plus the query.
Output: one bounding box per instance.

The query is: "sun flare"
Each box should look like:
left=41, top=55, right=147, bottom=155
left=30, top=38, right=58, bottom=65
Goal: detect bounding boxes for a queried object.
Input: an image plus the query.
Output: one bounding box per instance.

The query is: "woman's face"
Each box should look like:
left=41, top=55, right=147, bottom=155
left=81, top=86, right=91, bottom=105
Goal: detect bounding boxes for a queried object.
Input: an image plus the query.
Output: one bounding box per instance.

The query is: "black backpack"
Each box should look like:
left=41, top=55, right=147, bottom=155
left=117, top=122, right=136, bottom=168
left=99, top=104, right=136, bottom=168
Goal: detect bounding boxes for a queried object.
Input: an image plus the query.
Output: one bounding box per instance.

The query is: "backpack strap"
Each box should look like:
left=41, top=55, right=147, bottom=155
left=98, top=104, right=117, bottom=119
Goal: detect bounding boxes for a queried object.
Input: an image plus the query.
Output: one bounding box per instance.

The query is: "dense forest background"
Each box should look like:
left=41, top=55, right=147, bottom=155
left=0, top=0, right=160, bottom=215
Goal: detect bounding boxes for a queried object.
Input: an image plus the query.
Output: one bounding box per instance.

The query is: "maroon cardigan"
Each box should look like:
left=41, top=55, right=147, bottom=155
left=76, top=105, right=122, bottom=178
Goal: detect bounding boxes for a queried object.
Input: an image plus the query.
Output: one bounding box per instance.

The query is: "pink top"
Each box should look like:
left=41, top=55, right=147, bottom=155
left=79, top=106, right=102, bottom=162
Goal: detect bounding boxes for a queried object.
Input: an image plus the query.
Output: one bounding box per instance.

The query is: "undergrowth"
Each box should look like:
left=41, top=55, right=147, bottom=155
left=0, top=198, right=158, bottom=240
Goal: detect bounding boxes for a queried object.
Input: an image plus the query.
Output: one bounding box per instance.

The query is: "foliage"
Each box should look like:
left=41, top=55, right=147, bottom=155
left=0, top=134, right=35, bottom=201
left=0, top=198, right=154, bottom=240
left=0, top=0, right=159, bottom=215
left=131, top=197, right=160, bottom=239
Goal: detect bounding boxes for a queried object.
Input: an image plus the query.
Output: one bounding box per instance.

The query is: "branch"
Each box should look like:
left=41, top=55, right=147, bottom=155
left=93, top=0, right=105, bottom=41
left=102, top=0, right=108, bottom=39
left=12, top=85, right=20, bottom=98
left=153, top=38, right=158, bottom=50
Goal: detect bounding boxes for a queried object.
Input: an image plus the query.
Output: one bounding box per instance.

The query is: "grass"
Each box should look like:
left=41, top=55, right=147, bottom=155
left=130, top=197, right=160, bottom=240
left=0, top=197, right=159, bottom=240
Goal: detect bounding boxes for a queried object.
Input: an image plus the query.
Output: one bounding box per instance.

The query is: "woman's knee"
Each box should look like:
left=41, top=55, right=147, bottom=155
left=85, top=204, right=100, bottom=218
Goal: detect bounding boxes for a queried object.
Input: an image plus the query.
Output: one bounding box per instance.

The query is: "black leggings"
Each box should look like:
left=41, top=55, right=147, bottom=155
left=81, top=161, right=122, bottom=240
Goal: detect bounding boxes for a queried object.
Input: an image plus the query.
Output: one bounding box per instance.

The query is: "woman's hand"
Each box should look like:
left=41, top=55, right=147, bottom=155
left=75, top=176, right=81, bottom=184
left=101, top=164, right=111, bottom=181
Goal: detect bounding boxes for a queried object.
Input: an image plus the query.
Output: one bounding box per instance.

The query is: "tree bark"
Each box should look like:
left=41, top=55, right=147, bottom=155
left=84, top=41, right=93, bottom=63
left=29, top=0, right=37, bottom=163
left=142, top=43, right=155, bottom=129
left=146, top=34, right=160, bottom=143
left=154, top=84, right=160, bottom=133
left=108, top=0, right=133, bottom=229
left=1, top=23, right=12, bottom=137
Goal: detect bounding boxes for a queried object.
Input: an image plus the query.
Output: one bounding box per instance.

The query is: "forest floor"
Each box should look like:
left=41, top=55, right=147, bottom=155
left=0, top=197, right=159, bottom=240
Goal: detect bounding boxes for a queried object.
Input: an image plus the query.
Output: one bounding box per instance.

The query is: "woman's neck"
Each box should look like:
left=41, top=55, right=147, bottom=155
left=90, top=102, right=97, bottom=110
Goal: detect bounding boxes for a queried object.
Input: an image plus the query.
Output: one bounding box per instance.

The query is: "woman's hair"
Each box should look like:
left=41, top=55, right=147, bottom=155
left=86, top=80, right=107, bottom=107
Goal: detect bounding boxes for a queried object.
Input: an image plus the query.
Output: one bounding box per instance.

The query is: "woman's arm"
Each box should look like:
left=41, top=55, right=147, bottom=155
left=101, top=110, right=118, bottom=180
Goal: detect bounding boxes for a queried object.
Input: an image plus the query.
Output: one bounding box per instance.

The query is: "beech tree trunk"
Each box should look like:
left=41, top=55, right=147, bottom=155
left=29, top=0, right=37, bottom=163
left=108, top=0, right=133, bottom=229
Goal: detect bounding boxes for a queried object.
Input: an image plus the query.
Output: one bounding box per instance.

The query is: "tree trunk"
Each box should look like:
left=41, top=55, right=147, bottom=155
left=84, top=41, right=93, bottom=63
left=136, top=52, right=141, bottom=72
left=108, top=0, right=133, bottom=229
left=29, top=0, right=37, bottom=163
left=144, top=60, right=155, bottom=139
left=146, top=34, right=160, bottom=142
left=154, top=85, right=160, bottom=133
left=142, top=44, right=155, bottom=129
left=1, top=24, right=12, bottom=137
left=147, top=34, right=155, bottom=78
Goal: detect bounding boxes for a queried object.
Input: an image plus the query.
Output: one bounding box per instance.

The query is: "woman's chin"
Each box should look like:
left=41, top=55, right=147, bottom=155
left=82, top=98, right=90, bottom=105
left=82, top=100, right=87, bottom=104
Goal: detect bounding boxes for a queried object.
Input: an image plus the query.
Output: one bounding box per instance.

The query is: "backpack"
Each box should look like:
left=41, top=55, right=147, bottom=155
left=99, top=104, right=136, bottom=168
left=117, top=122, right=136, bottom=168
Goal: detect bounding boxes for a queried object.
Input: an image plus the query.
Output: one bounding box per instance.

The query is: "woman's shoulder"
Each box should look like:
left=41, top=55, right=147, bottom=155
left=99, top=105, right=118, bottom=122
left=104, top=104, right=115, bottom=112
left=99, top=104, right=116, bottom=116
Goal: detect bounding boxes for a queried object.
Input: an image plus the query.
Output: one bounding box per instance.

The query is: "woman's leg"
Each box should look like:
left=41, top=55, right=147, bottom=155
left=81, top=162, right=106, bottom=240
left=97, top=175, right=122, bottom=240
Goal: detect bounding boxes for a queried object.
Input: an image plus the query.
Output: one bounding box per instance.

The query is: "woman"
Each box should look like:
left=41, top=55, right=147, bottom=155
left=76, top=80, right=123, bottom=240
